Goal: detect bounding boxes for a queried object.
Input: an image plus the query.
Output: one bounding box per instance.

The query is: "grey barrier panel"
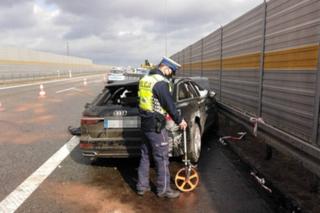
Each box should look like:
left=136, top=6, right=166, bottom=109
left=314, top=42, right=320, bottom=146
left=220, top=3, right=263, bottom=115
left=191, top=39, right=202, bottom=77
left=171, top=0, right=320, bottom=151
left=219, top=27, right=223, bottom=102
left=203, top=30, right=221, bottom=97
left=188, top=45, right=192, bottom=76
left=201, top=39, right=204, bottom=77
left=261, top=0, right=320, bottom=143
left=265, top=0, right=319, bottom=51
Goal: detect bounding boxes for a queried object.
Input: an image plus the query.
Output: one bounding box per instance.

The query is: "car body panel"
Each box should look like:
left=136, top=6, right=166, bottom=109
left=80, top=77, right=217, bottom=159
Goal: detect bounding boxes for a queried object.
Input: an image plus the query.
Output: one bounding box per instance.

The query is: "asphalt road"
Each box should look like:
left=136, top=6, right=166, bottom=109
left=0, top=75, right=275, bottom=213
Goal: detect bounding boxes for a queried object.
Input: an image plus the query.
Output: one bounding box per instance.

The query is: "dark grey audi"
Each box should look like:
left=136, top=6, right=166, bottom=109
left=79, top=77, right=217, bottom=163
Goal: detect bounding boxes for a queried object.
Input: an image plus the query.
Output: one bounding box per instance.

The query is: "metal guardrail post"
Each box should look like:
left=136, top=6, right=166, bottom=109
left=258, top=0, right=267, bottom=117
left=219, top=26, right=223, bottom=101
left=312, top=42, right=320, bottom=146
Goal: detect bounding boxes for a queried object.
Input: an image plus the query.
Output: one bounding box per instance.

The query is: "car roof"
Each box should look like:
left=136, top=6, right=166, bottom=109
left=105, top=76, right=209, bottom=88
left=106, top=80, right=139, bottom=88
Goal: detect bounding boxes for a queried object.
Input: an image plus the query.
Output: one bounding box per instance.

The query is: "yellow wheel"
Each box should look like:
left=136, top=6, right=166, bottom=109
left=175, top=167, right=199, bottom=192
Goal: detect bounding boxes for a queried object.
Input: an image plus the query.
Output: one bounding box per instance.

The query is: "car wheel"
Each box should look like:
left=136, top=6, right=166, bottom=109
left=188, top=123, right=201, bottom=163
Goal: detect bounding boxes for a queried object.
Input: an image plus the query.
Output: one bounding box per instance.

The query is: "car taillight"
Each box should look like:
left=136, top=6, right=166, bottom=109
left=81, top=117, right=101, bottom=125
left=79, top=143, right=93, bottom=149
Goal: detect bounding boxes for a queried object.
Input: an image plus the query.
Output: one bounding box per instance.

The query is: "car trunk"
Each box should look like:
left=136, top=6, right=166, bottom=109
left=80, top=83, right=143, bottom=156
left=81, top=105, right=141, bottom=139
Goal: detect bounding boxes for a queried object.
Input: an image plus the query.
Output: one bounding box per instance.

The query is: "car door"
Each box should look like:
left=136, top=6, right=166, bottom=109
left=189, top=81, right=207, bottom=131
left=175, top=81, right=199, bottom=127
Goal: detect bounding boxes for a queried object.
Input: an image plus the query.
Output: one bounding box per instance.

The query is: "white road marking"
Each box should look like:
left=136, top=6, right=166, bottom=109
left=92, top=80, right=104, bottom=83
left=0, top=74, right=103, bottom=91
left=0, top=136, right=79, bottom=213
left=55, top=87, right=82, bottom=94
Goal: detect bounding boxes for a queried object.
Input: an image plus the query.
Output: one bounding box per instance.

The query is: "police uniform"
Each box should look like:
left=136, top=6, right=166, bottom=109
left=137, top=57, right=182, bottom=197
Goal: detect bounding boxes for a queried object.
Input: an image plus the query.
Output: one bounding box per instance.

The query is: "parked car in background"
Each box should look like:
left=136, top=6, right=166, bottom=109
left=107, top=68, right=126, bottom=82
left=135, top=68, right=150, bottom=75
left=80, top=77, right=217, bottom=163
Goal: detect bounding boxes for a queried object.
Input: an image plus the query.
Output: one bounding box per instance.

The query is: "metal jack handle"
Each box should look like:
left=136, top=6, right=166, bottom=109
left=183, top=128, right=189, bottom=167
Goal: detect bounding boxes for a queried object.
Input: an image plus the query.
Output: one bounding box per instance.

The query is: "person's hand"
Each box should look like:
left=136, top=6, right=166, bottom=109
left=179, top=119, right=187, bottom=130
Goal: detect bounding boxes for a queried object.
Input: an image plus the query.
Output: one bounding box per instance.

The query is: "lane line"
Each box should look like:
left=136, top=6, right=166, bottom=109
left=0, top=136, right=79, bottom=213
left=92, top=80, right=104, bottom=83
left=0, top=74, right=103, bottom=91
left=55, top=87, right=81, bottom=94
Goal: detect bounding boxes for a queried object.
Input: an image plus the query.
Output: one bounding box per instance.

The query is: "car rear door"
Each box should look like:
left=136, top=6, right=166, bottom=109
left=175, top=81, right=199, bottom=126
left=189, top=81, right=207, bottom=131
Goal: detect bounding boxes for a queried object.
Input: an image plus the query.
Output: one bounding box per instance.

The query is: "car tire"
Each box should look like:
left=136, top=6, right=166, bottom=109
left=188, top=123, right=202, bottom=164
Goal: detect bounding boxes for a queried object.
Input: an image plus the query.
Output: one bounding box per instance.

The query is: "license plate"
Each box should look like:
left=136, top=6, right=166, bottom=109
left=104, top=117, right=140, bottom=128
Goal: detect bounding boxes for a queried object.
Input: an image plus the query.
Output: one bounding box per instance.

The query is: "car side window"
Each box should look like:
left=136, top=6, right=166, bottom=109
left=178, top=82, right=194, bottom=101
left=187, top=82, right=200, bottom=97
left=190, top=82, right=204, bottom=96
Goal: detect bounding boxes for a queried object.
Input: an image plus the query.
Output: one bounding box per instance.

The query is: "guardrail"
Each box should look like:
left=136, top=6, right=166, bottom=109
left=219, top=102, right=320, bottom=178
left=0, top=70, right=107, bottom=85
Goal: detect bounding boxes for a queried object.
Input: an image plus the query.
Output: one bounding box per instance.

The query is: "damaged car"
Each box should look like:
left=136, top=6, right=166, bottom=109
left=79, top=77, right=217, bottom=163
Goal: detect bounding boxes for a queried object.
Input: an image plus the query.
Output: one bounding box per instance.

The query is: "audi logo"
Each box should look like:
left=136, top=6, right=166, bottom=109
left=113, top=110, right=128, bottom=116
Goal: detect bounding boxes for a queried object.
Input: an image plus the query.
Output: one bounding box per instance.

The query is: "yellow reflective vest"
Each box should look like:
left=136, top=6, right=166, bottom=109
left=138, top=74, right=172, bottom=115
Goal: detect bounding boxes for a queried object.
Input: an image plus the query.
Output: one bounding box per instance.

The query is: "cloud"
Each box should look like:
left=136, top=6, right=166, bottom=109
left=0, top=0, right=262, bottom=66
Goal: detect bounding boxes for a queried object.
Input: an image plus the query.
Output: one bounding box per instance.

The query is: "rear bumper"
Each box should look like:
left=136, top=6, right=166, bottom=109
left=79, top=131, right=183, bottom=158
left=80, top=146, right=141, bottom=158
left=80, top=137, right=142, bottom=158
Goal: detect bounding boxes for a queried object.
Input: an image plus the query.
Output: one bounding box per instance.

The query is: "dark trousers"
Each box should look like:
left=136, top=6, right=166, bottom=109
left=136, top=129, right=170, bottom=194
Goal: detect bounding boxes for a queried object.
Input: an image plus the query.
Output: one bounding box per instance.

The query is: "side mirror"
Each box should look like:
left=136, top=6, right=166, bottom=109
left=199, top=90, right=208, bottom=98
left=209, top=91, right=216, bottom=98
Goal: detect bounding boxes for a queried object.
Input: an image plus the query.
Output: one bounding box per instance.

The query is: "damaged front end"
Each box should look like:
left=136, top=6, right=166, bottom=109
left=166, top=119, right=184, bottom=157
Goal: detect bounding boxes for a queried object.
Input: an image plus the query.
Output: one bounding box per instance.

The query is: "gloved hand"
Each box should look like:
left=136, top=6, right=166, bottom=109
left=179, top=119, right=187, bottom=130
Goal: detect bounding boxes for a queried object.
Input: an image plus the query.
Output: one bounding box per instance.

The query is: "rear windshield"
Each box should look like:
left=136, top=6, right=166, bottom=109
left=95, top=85, right=138, bottom=107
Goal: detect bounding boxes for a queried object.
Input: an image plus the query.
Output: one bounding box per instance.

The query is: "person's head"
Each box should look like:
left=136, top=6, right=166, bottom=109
left=158, top=56, right=181, bottom=77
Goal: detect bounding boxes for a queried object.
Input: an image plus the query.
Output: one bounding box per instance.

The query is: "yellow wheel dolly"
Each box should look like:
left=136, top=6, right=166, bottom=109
left=175, top=129, right=200, bottom=192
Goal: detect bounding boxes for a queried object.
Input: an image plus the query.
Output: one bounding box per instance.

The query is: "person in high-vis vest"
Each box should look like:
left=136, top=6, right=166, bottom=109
left=136, top=56, right=187, bottom=199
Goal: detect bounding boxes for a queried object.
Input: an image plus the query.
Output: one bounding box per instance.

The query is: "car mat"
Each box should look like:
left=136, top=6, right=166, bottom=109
left=68, top=125, right=81, bottom=136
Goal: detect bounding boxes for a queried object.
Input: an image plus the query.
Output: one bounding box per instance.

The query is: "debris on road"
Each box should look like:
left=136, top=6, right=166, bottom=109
left=68, top=126, right=81, bottom=136
left=218, top=132, right=247, bottom=146
left=250, top=171, right=272, bottom=193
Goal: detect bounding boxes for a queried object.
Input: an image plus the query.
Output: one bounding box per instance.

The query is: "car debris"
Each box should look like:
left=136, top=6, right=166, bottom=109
left=218, top=132, right=247, bottom=146
left=68, top=126, right=81, bottom=136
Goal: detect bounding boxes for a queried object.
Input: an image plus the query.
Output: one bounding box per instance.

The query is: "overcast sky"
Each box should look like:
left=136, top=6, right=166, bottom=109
left=0, top=0, right=262, bottom=67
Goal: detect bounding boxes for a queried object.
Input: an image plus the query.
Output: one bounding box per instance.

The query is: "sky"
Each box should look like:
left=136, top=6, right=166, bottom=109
left=0, top=0, right=263, bottom=67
